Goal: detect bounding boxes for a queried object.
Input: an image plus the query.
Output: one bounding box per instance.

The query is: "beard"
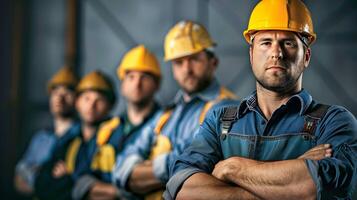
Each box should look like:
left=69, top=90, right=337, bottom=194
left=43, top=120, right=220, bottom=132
left=81, top=113, right=107, bottom=127
left=255, top=71, right=302, bottom=93
left=52, top=107, right=76, bottom=119
left=180, top=75, right=212, bottom=95
left=128, top=94, right=154, bottom=109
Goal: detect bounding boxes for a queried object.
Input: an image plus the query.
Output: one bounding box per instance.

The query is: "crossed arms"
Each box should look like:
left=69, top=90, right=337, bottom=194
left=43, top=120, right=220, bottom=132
left=176, top=144, right=331, bottom=200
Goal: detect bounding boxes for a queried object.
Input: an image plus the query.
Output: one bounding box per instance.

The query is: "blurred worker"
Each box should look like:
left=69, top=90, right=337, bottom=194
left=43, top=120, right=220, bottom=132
left=165, top=0, right=357, bottom=199
left=14, top=66, right=78, bottom=196
left=86, top=45, right=162, bottom=200
left=113, top=20, right=238, bottom=199
left=35, top=71, right=118, bottom=200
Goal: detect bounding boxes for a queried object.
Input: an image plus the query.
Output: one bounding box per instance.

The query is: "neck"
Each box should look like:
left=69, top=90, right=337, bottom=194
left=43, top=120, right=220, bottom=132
left=183, top=79, right=214, bottom=102
left=81, top=122, right=97, bottom=142
left=256, top=82, right=301, bottom=120
left=183, top=93, right=192, bottom=102
left=127, top=100, right=155, bottom=126
left=53, top=116, right=73, bottom=137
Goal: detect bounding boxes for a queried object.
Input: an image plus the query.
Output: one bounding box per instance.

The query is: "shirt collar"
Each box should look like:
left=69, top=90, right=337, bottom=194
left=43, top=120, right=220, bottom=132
left=286, top=89, right=313, bottom=115
left=238, top=91, right=257, bottom=117
left=121, top=101, right=160, bottom=129
left=173, top=78, right=221, bottom=104
left=238, top=89, right=313, bottom=117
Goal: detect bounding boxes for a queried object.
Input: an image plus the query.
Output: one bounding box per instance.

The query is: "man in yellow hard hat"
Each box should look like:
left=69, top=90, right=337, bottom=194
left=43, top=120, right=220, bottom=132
left=165, top=0, right=357, bottom=199
left=35, top=71, right=122, bottom=200
left=84, top=45, right=162, bottom=200
left=113, top=20, right=237, bottom=199
left=14, top=66, right=78, bottom=196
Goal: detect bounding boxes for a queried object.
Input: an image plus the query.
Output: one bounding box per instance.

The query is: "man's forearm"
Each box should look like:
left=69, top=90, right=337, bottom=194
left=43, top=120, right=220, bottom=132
left=88, top=181, right=120, bottom=200
left=177, top=172, right=260, bottom=200
left=128, top=161, right=163, bottom=194
left=225, top=158, right=316, bottom=200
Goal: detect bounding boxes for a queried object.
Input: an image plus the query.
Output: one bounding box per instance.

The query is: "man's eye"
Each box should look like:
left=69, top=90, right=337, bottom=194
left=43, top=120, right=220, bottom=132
left=284, top=41, right=296, bottom=47
left=173, top=60, right=182, bottom=66
left=260, top=42, right=271, bottom=46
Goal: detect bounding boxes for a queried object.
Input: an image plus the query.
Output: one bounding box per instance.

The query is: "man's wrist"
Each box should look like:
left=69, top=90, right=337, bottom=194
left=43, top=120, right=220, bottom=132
left=224, top=157, right=244, bottom=184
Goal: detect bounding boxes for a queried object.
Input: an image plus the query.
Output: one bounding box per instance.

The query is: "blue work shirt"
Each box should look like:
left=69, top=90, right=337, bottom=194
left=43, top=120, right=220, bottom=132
left=30, top=103, right=159, bottom=200
left=113, top=79, right=238, bottom=189
left=165, top=90, right=357, bottom=200
left=15, top=122, right=78, bottom=189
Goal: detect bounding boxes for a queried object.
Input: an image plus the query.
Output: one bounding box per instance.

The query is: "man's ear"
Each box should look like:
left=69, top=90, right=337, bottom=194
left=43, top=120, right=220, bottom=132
left=211, top=57, right=219, bottom=69
left=304, top=48, right=311, bottom=68
left=249, top=45, right=253, bottom=67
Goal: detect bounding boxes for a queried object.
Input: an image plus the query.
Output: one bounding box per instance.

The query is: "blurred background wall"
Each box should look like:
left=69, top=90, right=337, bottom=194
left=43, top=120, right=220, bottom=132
left=1, top=0, right=356, bottom=199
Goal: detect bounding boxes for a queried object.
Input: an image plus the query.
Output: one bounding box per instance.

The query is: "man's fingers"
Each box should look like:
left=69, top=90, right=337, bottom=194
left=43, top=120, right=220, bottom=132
left=52, top=162, right=68, bottom=177
left=299, top=144, right=333, bottom=160
left=307, top=144, right=331, bottom=152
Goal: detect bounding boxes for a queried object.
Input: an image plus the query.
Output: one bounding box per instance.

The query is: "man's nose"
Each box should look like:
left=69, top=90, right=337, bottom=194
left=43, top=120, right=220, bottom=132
left=181, top=59, right=193, bottom=74
left=271, top=43, right=283, bottom=60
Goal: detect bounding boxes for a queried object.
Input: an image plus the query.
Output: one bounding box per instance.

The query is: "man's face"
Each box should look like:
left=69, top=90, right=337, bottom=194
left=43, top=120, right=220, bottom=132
left=76, top=90, right=111, bottom=125
left=49, top=85, right=76, bottom=117
left=121, top=71, right=158, bottom=106
left=171, top=51, right=217, bottom=95
left=250, top=31, right=311, bottom=93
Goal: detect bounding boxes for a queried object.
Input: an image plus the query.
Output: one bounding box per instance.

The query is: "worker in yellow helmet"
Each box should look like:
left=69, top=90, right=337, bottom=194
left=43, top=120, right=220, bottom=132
left=165, top=0, right=357, bottom=200
left=14, top=66, right=78, bottom=196
left=79, top=45, right=161, bottom=200
left=35, top=70, right=123, bottom=200
left=113, top=20, right=238, bottom=200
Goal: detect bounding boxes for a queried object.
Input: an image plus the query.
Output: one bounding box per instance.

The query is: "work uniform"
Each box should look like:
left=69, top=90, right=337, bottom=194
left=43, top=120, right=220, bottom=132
left=35, top=104, right=159, bottom=200
left=15, top=123, right=78, bottom=190
left=113, top=79, right=238, bottom=199
left=164, top=90, right=357, bottom=200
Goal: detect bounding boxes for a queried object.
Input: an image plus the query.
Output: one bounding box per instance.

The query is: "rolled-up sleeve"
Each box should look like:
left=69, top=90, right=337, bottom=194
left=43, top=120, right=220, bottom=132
left=153, top=153, right=169, bottom=182
left=112, top=154, right=144, bottom=188
left=112, top=121, right=156, bottom=188
left=310, top=106, right=357, bottom=199
left=164, top=107, right=225, bottom=199
left=163, top=168, right=204, bottom=200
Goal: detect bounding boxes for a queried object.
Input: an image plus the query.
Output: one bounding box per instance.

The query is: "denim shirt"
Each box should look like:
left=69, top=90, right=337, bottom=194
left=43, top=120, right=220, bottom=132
left=15, top=122, right=78, bottom=189
left=164, top=90, right=357, bottom=200
left=113, top=79, right=238, bottom=189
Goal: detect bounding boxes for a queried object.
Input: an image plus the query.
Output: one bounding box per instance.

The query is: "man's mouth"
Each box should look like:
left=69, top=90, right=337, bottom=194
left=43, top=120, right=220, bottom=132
left=266, top=65, right=286, bottom=72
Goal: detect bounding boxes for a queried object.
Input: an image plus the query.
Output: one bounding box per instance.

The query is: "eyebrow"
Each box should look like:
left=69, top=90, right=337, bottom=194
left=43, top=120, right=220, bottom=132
left=257, top=38, right=272, bottom=42
left=257, top=37, right=297, bottom=43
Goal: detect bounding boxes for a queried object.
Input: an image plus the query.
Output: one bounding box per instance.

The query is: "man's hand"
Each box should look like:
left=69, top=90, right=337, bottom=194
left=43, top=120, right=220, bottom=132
left=87, top=181, right=121, bottom=200
left=52, top=160, right=68, bottom=178
left=14, top=175, right=33, bottom=195
left=212, top=157, right=262, bottom=184
left=298, top=144, right=332, bottom=160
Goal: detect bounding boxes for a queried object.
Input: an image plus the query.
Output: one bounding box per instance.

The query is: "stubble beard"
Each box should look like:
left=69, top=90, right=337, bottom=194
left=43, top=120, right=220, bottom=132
left=181, top=76, right=212, bottom=95
left=256, top=71, right=302, bottom=94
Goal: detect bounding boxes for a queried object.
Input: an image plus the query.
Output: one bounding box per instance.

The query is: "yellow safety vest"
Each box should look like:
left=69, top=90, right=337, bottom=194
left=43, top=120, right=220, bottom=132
left=146, top=87, right=237, bottom=200
left=65, top=117, right=121, bottom=174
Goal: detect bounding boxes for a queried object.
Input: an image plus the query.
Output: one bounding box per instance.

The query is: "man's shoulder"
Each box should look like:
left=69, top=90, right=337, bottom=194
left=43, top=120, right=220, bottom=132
left=31, top=128, right=56, bottom=143
left=205, top=101, right=241, bottom=123
left=213, top=98, right=241, bottom=109
left=321, top=104, right=356, bottom=124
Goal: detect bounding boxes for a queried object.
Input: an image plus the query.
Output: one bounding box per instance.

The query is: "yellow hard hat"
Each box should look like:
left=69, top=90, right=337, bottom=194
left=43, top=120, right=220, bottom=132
left=164, top=20, right=216, bottom=61
left=77, top=71, right=116, bottom=104
left=77, top=71, right=113, bottom=93
left=243, top=0, right=316, bottom=45
left=118, top=45, right=161, bottom=80
left=47, top=66, right=78, bottom=92
left=76, top=70, right=116, bottom=104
